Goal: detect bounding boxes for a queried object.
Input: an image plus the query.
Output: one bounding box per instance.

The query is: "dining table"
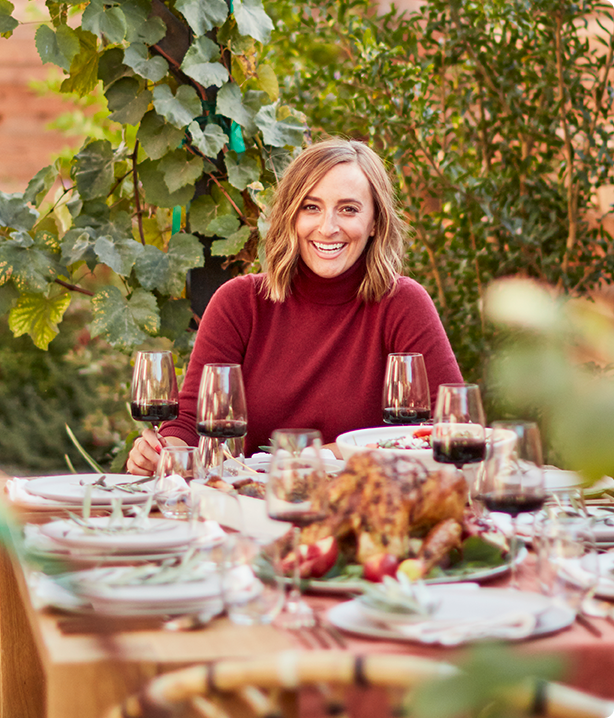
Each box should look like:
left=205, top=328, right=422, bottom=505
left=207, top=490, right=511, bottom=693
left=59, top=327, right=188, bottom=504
left=2, top=468, right=614, bottom=718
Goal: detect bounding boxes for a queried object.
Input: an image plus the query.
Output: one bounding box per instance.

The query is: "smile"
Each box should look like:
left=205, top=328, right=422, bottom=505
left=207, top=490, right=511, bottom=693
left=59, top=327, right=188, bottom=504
left=312, top=242, right=345, bottom=253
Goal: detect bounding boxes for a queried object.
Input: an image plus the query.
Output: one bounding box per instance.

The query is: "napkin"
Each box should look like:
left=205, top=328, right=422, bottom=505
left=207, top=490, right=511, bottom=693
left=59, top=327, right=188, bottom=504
left=6, top=477, right=63, bottom=507
left=389, top=610, right=537, bottom=645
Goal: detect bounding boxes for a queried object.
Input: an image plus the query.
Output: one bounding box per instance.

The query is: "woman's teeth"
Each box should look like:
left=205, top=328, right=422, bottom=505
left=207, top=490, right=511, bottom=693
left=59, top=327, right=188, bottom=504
left=313, top=242, right=344, bottom=253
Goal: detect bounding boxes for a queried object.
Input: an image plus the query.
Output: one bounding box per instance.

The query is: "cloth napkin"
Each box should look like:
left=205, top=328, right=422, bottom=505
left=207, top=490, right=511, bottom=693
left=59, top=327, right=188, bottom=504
left=6, top=477, right=65, bottom=507
left=389, top=611, right=537, bottom=645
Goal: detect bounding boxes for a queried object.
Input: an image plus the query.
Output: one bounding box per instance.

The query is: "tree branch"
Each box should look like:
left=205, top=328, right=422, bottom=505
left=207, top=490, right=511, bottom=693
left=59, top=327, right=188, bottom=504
left=132, top=142, right=146, bottom=246
left=54, top=279, right=94, bottom=296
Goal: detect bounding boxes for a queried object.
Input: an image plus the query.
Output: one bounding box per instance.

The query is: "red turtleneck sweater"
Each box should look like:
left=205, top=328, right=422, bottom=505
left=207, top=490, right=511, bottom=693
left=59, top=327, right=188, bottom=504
left=161, top=256, right=462, bottom=455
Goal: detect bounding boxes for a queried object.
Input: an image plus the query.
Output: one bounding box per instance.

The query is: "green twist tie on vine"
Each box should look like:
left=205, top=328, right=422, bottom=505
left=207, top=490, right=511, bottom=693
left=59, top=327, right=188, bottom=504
left=172, top=205, right=182, bottom=235
left=229, top=120, right=246, bottom=153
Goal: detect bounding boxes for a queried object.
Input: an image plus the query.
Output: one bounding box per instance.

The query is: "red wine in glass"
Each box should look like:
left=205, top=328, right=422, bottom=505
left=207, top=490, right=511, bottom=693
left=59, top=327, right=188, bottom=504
left=432, top=435, right=486, bottom=467
left=483, top=492, right=546, bottom=517
left=383, top=407, right=431, bottom=425
left=131, top=400, right=179, bottom=424
left=267, top=508, right=327, bottom=528
left=130, top=351, right=179, bottom=441
left=196, top=419, right=247, bottom=440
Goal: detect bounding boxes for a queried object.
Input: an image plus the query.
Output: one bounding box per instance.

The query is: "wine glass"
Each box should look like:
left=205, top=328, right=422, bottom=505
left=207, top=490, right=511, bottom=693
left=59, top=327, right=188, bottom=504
left=196, top=364, right=247, bottom=481
left=131, top=350, right=179, bottom=444
left=432, top=383, right=486, bottom=467
left=155, top=445, right=205, bottom=519
left=382, top=352, right=431, bottom=425
left=265, top=429, right=329, bottom=628
left=481, top=420, right=546, bottom=588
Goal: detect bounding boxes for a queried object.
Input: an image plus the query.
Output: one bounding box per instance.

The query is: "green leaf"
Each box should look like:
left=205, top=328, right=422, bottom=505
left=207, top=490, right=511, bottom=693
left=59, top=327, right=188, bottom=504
left=74, top=140, right=115, bottom=200
left=158, top=149, right=204, bottom=193
left=128, top=15, right=166, bottom=45
left=123, top=41, right=168, bottom=82
left=233, top=0, right=273, bottom=44
left=94, top=235, right=143, bottom=276
left=60, top=29, right=99, bottom=97
left=81, top=0, right=127, bottom=44
left=206, top=213, right=240, bottom=237
left=0, top=192, right=38, bottom=230
left=35, top=23, right=80, bottom=71
left=188, top=194, right=216, bottom=233
left=137, top=110, right=184, bottom=160
left=61, top=227, right=98, bottom=268
left=159, top=297, right=192, bottom=340
left=224, top=150, right=260, bottom=191
left=138, top=158, right=196, bottom=208
left=153, top=84, right=202, bottom=129
left=257, top=63, right=278, bottom=102
left=255, top=103, right=304, bottom=147
left=211, top=225, right=251, bottom=255
left=0, top=282, right=18, bottom=315
left=134, top=232, right=204, bottom=295
left=181, top=36, right=229, bottom=88
left=8, top=290, right=71, bottom=350
left=91, top=286, right=159, bottom=351
left=188, top=121, right=228, bottom=158
left=216, top=82, right=256, bottom=133
left=0, top=238, right=61, bottom=292
left=65, top=424, right=105, bottom=473
left=174, top=0, right=228, bottom=36
left=24, top=165, right=56, bottom=207
left=106, top=77, right=152, bottom=125
left=98, top=47, right=129, bottom=88
left=0, top=0, right=17, bottom=37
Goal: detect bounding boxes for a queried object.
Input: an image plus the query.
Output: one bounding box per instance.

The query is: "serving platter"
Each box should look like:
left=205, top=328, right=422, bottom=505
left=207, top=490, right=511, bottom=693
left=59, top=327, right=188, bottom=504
left=25, top=474, right=153, bottom=505
left=327, top=587, right=574, bottom=644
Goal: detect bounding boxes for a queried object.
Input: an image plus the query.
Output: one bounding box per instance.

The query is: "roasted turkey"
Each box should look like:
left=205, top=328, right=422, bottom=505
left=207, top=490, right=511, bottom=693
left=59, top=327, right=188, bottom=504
left=298, top=451, right=467, bottom=564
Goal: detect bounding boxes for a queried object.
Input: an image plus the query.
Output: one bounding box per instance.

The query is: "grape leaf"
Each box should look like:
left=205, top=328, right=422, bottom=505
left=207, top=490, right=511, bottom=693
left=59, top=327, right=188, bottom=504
left=137, top=110, right=184, bottom=160
left=8, top=290, right=71, bottom=350
left=106, top=77, right=152, bottom=125
left=188, top=121, right=228, bottom=158
left=0, top=0, right=17, bottom=37
left=91, top=286, right=159, bottom=350
left=174, top=0, right=228, bottom=36
left=123, top=41, right=168, bottom=82
left=0, top=239, right=62, bottom=292
left=255, top=103, right=305, bottom=147
left=98, top=47, right=130, bottom=89
left=159, top=297, right=192, bottom=340
left=211, top=225, right=251, bottom=256
left=134, top=232, right=204, bottom=295
left=74, top=140, right=115, bottom=200
left=181, top=36, right=229, bottom=88
left=60, top=29, right=99, bottom=97
left=224, top=150, right=260, bottom=191
left=81, top=0, right=127, bottom=44
left=128, top=15, right=166, bottom=45
left=257, top=63, right=278, bottom=102
left=158, top=149, right=204, bottom=193
left=138, top=158, right=196, bottom=208
left=35, top=23, right=80, bottom=71
left=24, top=165, right=56, bottom=207
left=206, top=213, right=240, bottom=238
left=0, top=192, right=38, bottom=230
left=188, top=194, right=216, bottom=233
left=233, top=0, right=273, bottom=44
left=216, top=82, right=256, bottom=133
left=94, top=235, right=143, bottom=276
left=61, top=227, right=99, bottom=269
left=0, top=282, right=18, bottom=316
left=153, top=84, right=202, bottom=129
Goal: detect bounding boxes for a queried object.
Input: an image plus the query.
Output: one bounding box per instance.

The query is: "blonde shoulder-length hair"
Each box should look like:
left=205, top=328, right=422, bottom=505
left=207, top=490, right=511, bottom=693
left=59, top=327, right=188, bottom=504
left=263, top=138, right=408, bottom=302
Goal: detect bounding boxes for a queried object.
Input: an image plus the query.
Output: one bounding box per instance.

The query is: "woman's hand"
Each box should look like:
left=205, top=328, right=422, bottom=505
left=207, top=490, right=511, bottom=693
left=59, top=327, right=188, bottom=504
left=126, top=430, right=187, bottom=475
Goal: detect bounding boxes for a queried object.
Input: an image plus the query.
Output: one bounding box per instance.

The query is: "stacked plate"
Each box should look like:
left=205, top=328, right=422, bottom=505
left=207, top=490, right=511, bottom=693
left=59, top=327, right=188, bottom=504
left=23, top=473, right=154, bottom=506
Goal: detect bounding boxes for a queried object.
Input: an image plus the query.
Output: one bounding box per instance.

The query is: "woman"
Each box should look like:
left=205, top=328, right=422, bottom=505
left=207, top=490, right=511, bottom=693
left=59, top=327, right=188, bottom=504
left=127, top=138, right=462, bottom=474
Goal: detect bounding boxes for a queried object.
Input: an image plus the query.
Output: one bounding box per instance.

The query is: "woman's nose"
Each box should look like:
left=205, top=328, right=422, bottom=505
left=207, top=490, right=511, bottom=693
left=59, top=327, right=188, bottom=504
left=319, top=210, right=338, bottom=236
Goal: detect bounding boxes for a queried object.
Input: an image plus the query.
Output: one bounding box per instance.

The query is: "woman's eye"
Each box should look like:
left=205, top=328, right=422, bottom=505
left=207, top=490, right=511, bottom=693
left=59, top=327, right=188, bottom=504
left=341, top=206, right=359, bottom=214
left=301, top=204, right=319, bottom=212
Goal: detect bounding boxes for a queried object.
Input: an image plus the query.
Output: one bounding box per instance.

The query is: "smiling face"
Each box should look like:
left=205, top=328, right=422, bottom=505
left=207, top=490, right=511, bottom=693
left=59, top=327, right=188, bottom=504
left=295, top=162, right=376, bottom=279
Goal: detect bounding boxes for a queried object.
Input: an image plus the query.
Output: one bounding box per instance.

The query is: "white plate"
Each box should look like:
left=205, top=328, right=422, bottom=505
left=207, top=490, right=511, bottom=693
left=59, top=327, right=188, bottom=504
left=39, top=517, right=224, bottom=553
left=25, top=474, right=153, bottom=505
left=306, top=546, right=528, bottom=594
left=222, top=457, right=345, bottom=484
left=327, top=587, right=574, bottom=644
left=585, top=552, right=614, bottom=599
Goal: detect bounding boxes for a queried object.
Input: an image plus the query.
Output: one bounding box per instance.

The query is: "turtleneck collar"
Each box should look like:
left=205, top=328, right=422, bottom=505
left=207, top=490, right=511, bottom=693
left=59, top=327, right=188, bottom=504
left=291, top=252, right=368, bottom=305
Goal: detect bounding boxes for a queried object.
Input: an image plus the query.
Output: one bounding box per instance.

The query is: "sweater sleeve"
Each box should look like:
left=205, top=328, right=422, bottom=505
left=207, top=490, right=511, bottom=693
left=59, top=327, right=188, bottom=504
left=159, top=275, right=257, bottom=446
left=385, top=277, right=463, bottom=407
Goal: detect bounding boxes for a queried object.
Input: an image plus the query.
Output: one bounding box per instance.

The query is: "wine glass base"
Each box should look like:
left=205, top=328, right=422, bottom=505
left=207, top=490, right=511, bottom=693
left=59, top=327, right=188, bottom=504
left=274, top=598, right=315, bottom=629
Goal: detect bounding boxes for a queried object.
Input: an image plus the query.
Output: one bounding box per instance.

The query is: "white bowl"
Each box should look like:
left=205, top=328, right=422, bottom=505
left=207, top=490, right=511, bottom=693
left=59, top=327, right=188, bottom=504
left=336, top=425, right=438, bottom=468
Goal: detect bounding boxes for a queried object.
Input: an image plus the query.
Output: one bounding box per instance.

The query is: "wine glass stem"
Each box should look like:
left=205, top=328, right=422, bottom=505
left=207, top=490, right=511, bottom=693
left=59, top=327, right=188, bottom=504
left=152, top=423, right=167, bottom=447
left=510, top=516, right=520, bottom=589
left=289, top=525, right=302, bottom=609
